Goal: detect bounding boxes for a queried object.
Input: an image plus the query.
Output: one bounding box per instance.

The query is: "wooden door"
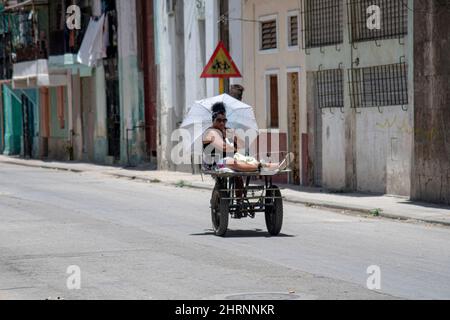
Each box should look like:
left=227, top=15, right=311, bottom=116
left=288, top=72, right=301, bottom=185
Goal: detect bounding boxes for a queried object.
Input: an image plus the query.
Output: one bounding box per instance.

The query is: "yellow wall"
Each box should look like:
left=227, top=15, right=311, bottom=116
left=242, top=0, right=306, bottom=134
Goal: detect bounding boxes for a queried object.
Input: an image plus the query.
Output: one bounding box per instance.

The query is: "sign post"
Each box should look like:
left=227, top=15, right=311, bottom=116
left=201, top=41, right=242, bottom=94
left=219, top=78, right=225, bottom=95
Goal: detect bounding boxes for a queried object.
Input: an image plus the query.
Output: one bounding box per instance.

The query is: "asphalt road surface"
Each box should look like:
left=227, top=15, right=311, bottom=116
left=0, top=164, right=449, bottom=300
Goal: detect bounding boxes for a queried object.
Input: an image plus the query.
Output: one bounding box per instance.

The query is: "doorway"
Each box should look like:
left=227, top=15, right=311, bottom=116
left=39, top=88, right=50, bottom=158
left=103, top=2, right=120, bottom=161
left=21, top=93, right=34, bottom=158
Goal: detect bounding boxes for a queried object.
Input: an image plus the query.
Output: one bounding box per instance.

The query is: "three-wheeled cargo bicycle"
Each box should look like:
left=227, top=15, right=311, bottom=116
left=203, top=169, right=289, bottom=237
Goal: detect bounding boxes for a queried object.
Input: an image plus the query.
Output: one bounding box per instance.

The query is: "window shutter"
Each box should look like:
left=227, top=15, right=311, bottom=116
left=270, top=75, right=279, bottom=128
left=289, top=16, right=298, bottom=46
left=261, top=20, right=277, bottom=50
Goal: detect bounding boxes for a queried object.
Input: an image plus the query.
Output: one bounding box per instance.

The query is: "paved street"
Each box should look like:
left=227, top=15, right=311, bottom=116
left=0, top=163, right=449, bottom=300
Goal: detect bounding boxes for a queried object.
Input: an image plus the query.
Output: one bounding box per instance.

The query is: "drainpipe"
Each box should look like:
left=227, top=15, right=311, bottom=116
left=67, top=70, right=74, bottom=160
left=0, top=84, right=3, bottom=152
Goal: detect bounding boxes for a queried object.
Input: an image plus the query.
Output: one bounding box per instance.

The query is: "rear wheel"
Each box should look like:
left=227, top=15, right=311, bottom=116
left=265, top=186, right=283, bottom=236
left=211, top=186, right=230, bottom=237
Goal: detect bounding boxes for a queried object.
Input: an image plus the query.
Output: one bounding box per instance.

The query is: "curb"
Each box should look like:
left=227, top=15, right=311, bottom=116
left=1, top=159, right=449, bottom=228
left=0, top=160, right=85, bottom=173
left=283, top=197, right=450, bottom=227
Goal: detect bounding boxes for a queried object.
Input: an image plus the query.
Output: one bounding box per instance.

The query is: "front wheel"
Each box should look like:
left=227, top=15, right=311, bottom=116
left=211, top=187, right=230, bottom=237
left=265, top=186, right=283, bottom=236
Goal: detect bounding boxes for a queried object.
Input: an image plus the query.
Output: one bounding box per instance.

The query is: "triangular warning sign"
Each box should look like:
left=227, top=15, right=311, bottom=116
left=201, top=41, right=242, bottom=78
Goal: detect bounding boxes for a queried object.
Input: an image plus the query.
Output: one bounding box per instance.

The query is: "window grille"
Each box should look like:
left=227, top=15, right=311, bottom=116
left=261, top=20, right=277, bottom=50
left=348, top=62, right=408, bottom=109
left=347, top=0, right=408, bottom=43
left=316, top=68, right=344, bottom=109
left=289, top=15, right=299, bottom=47
left=300, top=0, right=344, bottom=49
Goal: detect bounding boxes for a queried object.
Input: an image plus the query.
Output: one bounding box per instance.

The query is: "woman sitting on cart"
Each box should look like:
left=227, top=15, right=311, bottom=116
left=202, top=102, right=291, bottom=173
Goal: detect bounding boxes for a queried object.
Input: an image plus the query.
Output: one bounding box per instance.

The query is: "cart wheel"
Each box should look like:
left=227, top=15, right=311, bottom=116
left=265, top=186, right=283, bottom=236
left=211, top=187, right=230, bottom=237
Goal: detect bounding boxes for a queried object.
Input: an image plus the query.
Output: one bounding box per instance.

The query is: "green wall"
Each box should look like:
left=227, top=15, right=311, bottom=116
left=2, top=85, right=40, bottom=157
left=2, top=85, right=22, bottom=155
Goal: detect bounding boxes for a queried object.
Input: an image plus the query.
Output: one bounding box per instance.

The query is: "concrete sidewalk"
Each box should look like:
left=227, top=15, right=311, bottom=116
left=1, top=155, right=449, bottom=227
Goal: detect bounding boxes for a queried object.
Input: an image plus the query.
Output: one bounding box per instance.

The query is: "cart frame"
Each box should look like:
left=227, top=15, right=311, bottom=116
left=203, top=170, right=289, bottom=237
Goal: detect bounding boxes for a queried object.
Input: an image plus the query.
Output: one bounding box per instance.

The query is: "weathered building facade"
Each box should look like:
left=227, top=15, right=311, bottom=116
left=300, top=0, right=414, bottom=196
left=242, top=0, right=306, bottom=185
left=0, top=0, right=157, bottom=166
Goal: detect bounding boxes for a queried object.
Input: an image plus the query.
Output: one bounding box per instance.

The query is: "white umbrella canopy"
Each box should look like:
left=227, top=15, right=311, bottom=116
left=180, top=94, right=259, bottom=152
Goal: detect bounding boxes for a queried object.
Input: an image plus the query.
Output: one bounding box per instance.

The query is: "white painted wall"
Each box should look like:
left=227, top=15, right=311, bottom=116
left=155, top=0, right=188, bottom=170
left=184, top=0, right=207, bottom=112
left=157, top=0, right=246, bottom=170
left=304, top=0, right=414, bottom=195
left=205, top=0, right=219, bottom=97
left=156, top=0, right=175, bottom=169
left=229, top=0, right=243, bottom=86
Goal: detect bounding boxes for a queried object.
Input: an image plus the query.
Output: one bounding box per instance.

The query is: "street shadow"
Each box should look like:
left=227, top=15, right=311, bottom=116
left=399, top=200, right=450, bottom=211
left=191, top=229, right=295, bottom=238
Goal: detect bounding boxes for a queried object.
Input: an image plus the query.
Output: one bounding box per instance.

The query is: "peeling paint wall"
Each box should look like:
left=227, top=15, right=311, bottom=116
left=93, top=65, right=108, bottom=163
left=155, top=0, right=186, bottom=170
left=412, top=0, right=450, bottom=205
left=117, top=0, right=146, bottom=165
left=49, top=87, right=69, bottom=160
left=91, top=1, right=108, bottom=164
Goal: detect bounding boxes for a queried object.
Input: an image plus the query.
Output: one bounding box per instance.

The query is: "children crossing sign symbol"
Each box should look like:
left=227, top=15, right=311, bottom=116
left=201, top=41, right=242, bottom=78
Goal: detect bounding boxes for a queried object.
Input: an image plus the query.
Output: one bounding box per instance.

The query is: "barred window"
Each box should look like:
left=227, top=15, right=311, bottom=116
left=349, top=63, right=408, bottom=108
left=347, top=0, right=408, bottom=43
left=301, top=0, right=344, bottom=49
left=260, top=19, right=277, bottom=50
left=316, top=69, right=344, bottom=109
left=288, top=15, right=299, bottom=47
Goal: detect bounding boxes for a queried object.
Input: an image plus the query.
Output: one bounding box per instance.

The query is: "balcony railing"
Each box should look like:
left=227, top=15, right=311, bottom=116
left=1, top=0, right=91, bottom=67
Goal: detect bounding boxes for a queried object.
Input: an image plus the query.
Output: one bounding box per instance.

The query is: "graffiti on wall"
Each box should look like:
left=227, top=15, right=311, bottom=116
left=376, top=116, right=445, bottom=144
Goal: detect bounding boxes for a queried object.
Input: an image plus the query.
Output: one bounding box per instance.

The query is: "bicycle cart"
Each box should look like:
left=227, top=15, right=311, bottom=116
left=203, top=170, right=289, bottom=237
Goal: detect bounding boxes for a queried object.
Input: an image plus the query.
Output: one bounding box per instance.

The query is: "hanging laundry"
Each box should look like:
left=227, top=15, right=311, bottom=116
left=76, top=14, right=105, bottom=67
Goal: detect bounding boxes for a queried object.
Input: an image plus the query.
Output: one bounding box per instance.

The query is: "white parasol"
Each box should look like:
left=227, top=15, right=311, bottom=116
left=179, top=94, right=259, bottom=152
